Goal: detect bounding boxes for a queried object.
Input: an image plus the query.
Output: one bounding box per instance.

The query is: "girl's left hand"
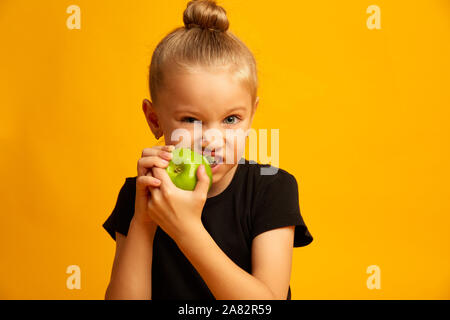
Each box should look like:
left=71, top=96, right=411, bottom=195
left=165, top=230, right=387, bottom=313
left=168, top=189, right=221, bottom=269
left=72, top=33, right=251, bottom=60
left=148, top=164, right=210, bottom=243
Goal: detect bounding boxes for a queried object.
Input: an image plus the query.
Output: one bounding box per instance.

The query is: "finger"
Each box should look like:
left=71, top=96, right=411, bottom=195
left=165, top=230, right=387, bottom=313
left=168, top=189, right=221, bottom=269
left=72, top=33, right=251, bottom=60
left=143, top=148, right=173, bottom=162
left=147, top=183, right=162, bottom=206
left=152, top=167, right=175, bottom=189
left=141, top=145, right=175, bottom=157
left=194, top=165, right=211, bottom=197
left=136, top=175, right=161, bottom=199
left=163, top=144, right=175, bottom=152
left=137, top=156, right=169, bottom=176
left=141, top=146, right=164, bottom=157
left=158, top=149, right=174, bottom=161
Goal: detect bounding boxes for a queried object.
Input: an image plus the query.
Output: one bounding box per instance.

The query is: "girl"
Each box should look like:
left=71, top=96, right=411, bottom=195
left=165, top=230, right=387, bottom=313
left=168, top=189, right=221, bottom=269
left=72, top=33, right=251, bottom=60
left=103, top=0, right=313, bottom=300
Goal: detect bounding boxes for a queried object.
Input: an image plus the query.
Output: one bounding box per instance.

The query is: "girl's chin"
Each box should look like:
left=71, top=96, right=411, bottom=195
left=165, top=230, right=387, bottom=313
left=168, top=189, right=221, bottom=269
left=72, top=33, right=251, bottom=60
left=211, top=162, right=230, bottom=180
left=210, top=162, right=222, bottom=174
left=210, top=162, right=237, bottom=181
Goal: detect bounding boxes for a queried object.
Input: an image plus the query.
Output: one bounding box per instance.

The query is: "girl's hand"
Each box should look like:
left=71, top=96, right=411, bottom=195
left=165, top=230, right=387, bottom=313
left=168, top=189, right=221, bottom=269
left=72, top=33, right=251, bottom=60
left=147, top=164, right=211, bottom=243
left=134, top=145, right=175, bottom=226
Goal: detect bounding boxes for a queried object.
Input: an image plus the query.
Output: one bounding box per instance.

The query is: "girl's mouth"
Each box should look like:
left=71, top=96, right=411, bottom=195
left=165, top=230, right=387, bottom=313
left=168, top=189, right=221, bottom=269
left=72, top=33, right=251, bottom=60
left=205, top=154, right=223, bottom=168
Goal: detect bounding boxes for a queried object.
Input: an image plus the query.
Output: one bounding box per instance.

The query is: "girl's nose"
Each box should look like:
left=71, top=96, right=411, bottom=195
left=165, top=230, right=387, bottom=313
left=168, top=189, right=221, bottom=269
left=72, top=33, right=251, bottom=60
left=201, top=134, right=224, bottom=153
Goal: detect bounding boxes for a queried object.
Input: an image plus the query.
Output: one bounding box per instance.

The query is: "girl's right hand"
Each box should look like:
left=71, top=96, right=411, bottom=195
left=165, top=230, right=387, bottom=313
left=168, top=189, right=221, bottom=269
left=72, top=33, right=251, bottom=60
left=133, top=145, right=175, bottom=226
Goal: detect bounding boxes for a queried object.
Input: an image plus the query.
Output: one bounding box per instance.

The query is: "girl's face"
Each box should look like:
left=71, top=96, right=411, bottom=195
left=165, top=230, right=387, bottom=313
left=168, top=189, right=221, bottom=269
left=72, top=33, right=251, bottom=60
left=144, top=67, right=258, bottom=185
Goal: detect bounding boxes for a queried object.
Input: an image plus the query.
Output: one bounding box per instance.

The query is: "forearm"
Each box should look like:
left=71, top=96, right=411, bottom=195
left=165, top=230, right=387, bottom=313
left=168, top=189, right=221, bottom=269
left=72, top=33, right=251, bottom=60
left=105, top=217, right=157, bottom=300
left=175, top=225, right=275, bottom=300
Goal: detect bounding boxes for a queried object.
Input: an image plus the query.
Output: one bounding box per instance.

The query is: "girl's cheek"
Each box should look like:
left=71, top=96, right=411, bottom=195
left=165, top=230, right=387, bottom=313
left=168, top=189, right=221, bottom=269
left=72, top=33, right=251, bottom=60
left=167, top=127, right=196, bottom=148
left=224, top=139, right=245, bottom=163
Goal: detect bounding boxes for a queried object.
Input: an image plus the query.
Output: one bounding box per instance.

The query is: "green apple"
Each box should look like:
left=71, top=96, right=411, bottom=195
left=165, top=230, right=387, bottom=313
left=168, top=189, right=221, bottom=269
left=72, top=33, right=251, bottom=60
left=165, top=147, right=213, bottom=191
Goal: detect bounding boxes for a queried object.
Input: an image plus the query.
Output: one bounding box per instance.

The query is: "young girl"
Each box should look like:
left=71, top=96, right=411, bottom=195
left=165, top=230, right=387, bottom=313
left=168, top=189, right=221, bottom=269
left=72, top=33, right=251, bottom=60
left=103, top=0, right=313, bottom=300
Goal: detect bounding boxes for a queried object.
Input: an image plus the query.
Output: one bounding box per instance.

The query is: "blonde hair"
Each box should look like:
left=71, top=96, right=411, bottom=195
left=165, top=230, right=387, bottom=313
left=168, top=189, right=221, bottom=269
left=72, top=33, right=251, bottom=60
left=149, top=0, right=258, bottom=106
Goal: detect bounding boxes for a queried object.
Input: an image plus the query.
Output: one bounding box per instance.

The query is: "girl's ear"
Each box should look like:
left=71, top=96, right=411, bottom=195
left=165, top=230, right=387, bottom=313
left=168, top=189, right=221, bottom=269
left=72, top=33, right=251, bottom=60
left=142, top=99, right=163, bottom=139
left=249, top=96, right=259, bottom=124
left=254, top=96, right=259, bottom=111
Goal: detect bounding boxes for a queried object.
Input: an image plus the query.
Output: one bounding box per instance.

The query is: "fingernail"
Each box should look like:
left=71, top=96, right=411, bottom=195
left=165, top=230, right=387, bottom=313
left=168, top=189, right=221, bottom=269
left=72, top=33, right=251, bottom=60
left=161, top=152, right=172, bottom=160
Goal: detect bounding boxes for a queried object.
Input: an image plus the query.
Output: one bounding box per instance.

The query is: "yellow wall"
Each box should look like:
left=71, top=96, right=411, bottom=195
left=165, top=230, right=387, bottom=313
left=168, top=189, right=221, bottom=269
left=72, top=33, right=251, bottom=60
left=0, top=0, right=449, bottom=299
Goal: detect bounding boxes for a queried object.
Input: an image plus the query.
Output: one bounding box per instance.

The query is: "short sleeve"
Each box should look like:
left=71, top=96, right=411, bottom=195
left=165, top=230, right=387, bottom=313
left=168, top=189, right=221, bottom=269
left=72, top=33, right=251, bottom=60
left=251, top=172, right=313, bottom=247
left=102, top=177, right=137, bottom=241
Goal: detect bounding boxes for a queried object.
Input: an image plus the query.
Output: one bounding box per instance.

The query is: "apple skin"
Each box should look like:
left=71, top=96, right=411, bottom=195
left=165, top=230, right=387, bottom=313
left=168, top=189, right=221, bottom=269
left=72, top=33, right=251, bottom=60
left=165, top=148, right=213, bottom=191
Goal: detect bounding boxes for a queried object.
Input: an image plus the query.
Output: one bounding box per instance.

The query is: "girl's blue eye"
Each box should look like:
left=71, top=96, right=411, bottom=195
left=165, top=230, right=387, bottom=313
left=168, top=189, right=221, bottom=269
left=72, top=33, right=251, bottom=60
left=224, top=115, right=239, bottom=124
left=182, top=117, right=198, bottom=123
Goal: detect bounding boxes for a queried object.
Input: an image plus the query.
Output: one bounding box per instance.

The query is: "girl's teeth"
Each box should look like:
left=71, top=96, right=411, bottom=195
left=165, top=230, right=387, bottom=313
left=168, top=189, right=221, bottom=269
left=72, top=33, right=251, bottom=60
left=205, top=154, right=223, bottom=166
left=206, top=155, right=215, bottom=165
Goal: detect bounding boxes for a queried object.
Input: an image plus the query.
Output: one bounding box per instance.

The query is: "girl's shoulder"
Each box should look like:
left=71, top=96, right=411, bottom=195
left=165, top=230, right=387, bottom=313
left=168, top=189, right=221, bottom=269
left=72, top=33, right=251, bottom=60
left=238, top=159, right=298, bottom=199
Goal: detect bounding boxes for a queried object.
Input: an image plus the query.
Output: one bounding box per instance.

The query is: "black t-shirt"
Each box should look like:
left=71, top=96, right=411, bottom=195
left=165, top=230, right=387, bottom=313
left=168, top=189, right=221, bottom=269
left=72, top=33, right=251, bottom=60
left=103, top=158, right=313, bottom=300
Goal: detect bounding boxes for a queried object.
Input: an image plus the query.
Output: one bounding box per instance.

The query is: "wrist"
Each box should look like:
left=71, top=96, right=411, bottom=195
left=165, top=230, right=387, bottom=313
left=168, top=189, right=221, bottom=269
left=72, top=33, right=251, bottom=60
left=131, top=216, right=157, bottom=236
left=175, top=221, right=206, bottom=249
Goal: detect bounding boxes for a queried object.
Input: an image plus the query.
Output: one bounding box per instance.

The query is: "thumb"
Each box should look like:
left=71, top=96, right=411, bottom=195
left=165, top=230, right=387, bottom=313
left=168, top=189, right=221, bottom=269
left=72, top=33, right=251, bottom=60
left=194, top=164, right=211, bottom=196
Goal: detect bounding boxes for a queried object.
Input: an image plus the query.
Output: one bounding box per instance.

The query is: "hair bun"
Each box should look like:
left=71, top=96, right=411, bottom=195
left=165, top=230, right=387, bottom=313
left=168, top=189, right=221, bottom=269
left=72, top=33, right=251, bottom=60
left=183, top=0, right=229, bottom=32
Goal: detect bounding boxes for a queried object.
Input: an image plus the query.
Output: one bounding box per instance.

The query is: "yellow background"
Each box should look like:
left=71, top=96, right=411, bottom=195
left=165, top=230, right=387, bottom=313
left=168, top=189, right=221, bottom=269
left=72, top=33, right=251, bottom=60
left=0, top=0, right=449, bottom=299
